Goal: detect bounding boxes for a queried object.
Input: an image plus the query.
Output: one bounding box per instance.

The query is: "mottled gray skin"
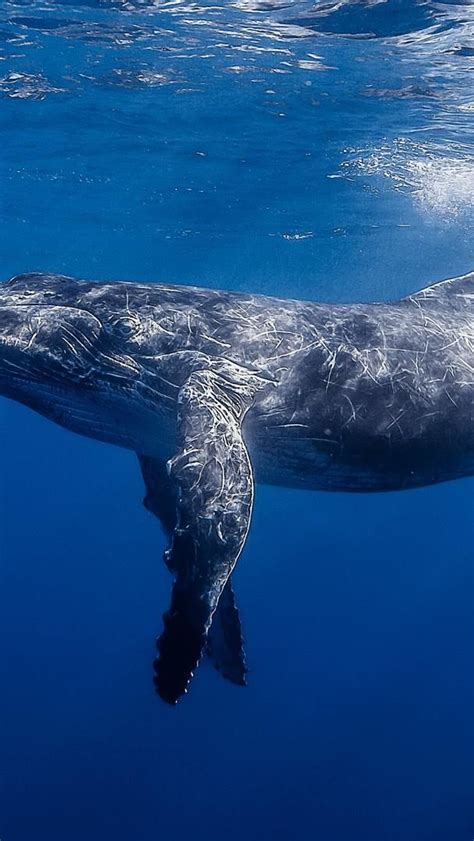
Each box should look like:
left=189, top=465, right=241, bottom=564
left=1, top=271, right=473, bottom=702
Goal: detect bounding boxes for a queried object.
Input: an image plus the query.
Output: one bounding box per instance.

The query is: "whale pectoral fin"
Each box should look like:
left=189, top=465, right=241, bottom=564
left=138, top=453, right=248, bottom=683
left=206, top=580, right=248, bottom=686
left=154, top=366, right=262, bottom=705
left=139, top=454, right=177, bottom=541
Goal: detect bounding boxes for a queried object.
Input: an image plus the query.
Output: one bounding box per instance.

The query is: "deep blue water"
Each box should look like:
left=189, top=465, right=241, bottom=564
left=1, top=1, right=473, bottom=839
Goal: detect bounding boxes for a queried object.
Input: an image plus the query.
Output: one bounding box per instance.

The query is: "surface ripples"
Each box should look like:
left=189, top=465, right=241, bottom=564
left=0, top=0, right=473, bottom=301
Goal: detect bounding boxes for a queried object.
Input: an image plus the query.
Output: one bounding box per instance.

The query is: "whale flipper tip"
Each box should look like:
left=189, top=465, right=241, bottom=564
left=154, top=588, right=209, bottom=705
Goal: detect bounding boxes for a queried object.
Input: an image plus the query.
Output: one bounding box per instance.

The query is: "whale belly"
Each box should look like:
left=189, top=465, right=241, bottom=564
left=248, top=423, right=474, bottom=493
left=1, top=377, right=176, bottom=459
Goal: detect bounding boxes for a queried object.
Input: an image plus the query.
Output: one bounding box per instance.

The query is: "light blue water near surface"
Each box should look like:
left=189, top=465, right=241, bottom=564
left=0, top=1, right=473, bottom=839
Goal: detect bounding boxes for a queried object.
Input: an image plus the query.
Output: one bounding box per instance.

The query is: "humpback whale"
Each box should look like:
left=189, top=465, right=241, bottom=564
left=0, top=271, right=473, bottom=703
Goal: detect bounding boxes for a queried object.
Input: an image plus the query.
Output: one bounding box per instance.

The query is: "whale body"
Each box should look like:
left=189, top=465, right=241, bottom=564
left=1, top=271, right=473, bottom=702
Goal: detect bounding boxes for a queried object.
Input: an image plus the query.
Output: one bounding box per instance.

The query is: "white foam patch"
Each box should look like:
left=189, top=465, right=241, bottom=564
left=337, top=138, right=474, bottom=222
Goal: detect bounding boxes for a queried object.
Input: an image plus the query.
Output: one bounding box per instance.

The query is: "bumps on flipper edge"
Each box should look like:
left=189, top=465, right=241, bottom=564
left=153, top=587, right=210, bottom=705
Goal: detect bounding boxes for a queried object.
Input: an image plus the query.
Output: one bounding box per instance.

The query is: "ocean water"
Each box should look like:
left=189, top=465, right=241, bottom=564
left=0, top=1, right=473, bottom=839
